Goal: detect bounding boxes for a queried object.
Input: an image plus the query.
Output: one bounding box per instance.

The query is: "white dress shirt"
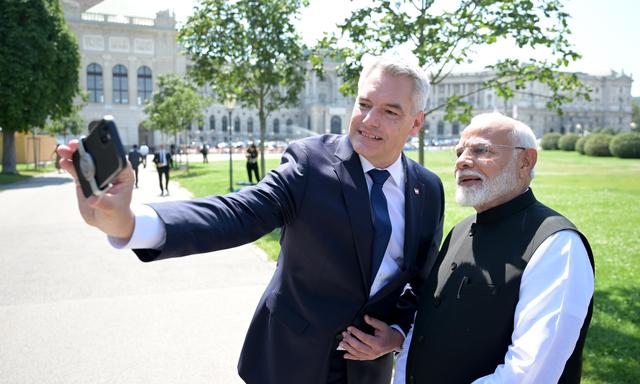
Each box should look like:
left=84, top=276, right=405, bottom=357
left=393, top=230, right=594, bottom=384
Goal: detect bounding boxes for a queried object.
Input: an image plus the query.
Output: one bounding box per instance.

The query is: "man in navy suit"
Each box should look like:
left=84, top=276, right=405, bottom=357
left=58, top=53, right=444, bottom=384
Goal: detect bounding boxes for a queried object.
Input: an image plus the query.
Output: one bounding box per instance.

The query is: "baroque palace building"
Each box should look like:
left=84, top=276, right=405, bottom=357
left=62, top=0, right=633, bottom=148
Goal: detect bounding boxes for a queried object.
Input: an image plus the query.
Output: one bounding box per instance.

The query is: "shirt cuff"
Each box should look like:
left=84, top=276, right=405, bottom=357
left=107, top=204, right=166, bottom=250
left=390, top=324, right=406, bottom=352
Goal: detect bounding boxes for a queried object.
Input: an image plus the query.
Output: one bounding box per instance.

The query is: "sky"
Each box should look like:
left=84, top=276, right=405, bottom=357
left=89, top=0, right=640, bottom=96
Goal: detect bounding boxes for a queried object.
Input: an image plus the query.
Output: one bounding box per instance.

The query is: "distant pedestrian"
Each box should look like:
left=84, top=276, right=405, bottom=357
left=153, top=144, right=172, bottom=196
left=52, top=144, right=62, bottom=173
left=245, top=143, right=259, bottom=184
left=128, top=145, right=143, bottom=188
left=201, top=144, right=209, bottom=163
left=139, top=144, right=149, bottom=168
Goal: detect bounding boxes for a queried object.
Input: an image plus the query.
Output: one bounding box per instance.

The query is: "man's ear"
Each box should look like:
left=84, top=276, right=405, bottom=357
left=520, top=148, right=537, bottom=178
left=410, top=111, right=425, bottom=136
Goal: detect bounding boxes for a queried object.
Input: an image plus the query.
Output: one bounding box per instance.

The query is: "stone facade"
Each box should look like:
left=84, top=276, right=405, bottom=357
left=62, top=1, right=633, bottom=148
left=424, top=71, right=634, bottom=140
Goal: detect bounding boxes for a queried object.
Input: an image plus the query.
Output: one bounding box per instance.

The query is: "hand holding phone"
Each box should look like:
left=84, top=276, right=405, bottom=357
left=72, top=116, right=127, bottom=198
left=56, top=116, right=136, bottom=241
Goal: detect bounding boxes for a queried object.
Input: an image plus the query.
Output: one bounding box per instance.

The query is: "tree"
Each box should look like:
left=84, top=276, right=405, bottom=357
left=143, top=73, right=210, bottom=149
left=317, top=0, right=589, bottom=165
left=179, top=0, right=308, bottom=178
left=0, top=0, right=80, bottom=174
left=632, top=98, right=640, bottom=132
left=43, top=103, right=86, bottom=143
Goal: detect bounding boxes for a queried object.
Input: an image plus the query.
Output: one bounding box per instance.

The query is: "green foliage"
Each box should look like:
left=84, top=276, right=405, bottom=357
left=631, top=99, right=639, bottom=132
left=540, top=132, right=562, bottom=150
left=584, top=134, right=613, bottom=157
left=609, top=132, right=640, bottom=159
left=558, top=133, right=580, bottom=151
left=593, top=127, right=618, bottom=136
left=179, top=0, right=308, bottom=177
left=143, top=74, right=210, bottom=138
left=576, top=135, right=588, bottom=155
left=0, top=0, right=80, bottom=174
left=315, top=0, right=589, bottom=165
left=43, top=105, right=86, bottom=139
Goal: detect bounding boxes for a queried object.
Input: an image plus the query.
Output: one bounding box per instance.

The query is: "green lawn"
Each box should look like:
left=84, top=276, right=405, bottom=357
left=173, top=149, right=639, bottom=384
left=0, top=163, right=56, bottom=185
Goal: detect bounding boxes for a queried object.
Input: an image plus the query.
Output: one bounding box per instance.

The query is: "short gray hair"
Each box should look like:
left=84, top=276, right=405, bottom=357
left=510, top=120, right=537, bottom=149
left=358, top=52, right=430, bottom=115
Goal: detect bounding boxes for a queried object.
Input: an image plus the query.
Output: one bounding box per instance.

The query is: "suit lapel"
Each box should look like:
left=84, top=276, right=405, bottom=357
left=333, top=137, right=373, bottom=294
left=402, top=155, right=424, bottom=272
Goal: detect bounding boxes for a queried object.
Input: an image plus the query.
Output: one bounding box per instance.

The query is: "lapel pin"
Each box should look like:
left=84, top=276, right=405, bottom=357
left=414, top=187, right=420, bottom=195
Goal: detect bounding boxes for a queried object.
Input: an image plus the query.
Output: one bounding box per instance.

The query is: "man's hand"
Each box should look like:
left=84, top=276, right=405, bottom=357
left=58, top=140, right=136, bottom=240
left=340, top=315, right=404, bottom=361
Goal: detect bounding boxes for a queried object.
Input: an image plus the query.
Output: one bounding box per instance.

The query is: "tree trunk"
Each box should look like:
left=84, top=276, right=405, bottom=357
left=418, top=126, right=425, bottom=166
left=2, top=129, right=18, bottom=175
left=258, top=98, right=266, bottom=180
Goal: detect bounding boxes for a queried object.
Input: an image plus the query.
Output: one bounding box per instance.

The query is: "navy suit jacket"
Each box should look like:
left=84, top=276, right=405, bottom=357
left=134, top=135, right=444, bottom=384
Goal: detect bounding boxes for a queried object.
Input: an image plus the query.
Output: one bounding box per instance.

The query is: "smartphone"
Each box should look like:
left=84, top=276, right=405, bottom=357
left=73, top=116, right=127, bottom=198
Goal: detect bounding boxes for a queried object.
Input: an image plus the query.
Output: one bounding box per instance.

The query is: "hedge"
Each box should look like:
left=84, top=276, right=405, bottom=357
left=540, top=132, right=562, bottom=150
left=575, top=136, right=588, bottom=154
left=609, top=132, right=640, bottom=158
left=559, top=133, right=580, bottom=151
left=584, top=134, right=613, bottom=157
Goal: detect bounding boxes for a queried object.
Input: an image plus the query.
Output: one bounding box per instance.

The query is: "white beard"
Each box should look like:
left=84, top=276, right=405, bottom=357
left=455, top=160, right=519, bottom=208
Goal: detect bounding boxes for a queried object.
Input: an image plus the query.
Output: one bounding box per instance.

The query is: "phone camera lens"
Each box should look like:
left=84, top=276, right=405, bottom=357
left=100, top=133, right=111, bottom=144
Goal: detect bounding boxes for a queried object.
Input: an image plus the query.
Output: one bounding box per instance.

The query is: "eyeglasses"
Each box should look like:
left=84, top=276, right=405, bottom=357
left=455, top=143, right=526, bottom=159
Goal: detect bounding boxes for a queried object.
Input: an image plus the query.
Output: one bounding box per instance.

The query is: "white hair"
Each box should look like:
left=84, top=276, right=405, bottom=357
left=467, top=112, right=537, bottom=178
left=358, top=51, right=430, bottom=115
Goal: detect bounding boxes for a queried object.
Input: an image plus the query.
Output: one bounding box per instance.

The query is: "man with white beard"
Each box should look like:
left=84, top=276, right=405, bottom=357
left=391, top=113, right=595, bottom=384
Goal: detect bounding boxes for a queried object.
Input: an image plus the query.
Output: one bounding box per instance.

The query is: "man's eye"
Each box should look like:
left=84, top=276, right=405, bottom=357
left=386, top=110, right=399, bottom=116
left=359, top=102, right=370, bottom=109
left=472, top=146, right=489, bottom=156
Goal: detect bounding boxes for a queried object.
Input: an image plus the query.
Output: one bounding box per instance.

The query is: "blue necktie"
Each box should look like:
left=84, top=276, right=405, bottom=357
left=368, top=169, right=391, bottom=281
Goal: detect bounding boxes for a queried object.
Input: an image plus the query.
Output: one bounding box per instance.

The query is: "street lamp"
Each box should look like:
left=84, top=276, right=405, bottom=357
left=576, top=123, right=582, bottom=136
left=224, top=97, right=236, bottom=192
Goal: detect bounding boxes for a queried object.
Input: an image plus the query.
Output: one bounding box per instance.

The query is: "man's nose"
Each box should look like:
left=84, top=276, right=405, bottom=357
left=455, top=149, right=473, bottom=170
left=362, top=108, right=380, bottom=127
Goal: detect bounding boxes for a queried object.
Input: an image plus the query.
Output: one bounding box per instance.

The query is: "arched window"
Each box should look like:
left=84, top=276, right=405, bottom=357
left=87, top=63, right=103, bottom=103
left=330, top=116, right=341, bottom=134
left=222, top=116, right=228, bottom=132
left=286, top=118, right=293, bottom=135
left=112, top=64, right=128, bottom=104
left=234, top=117, right=240, bottom=132
left=452, top=121, right=460, bottom=135
left=209, top=115, right=216, bottom=131
left=273, top=118, right=280, bottom=134
left=437, top=121, right=444, bottom=136
left=137, top=66, right=152, bottom=105
left=247, top=117, right=254, bottom=133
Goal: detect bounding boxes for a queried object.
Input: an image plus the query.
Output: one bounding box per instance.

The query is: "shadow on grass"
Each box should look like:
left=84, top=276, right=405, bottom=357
left=583, top=286, right=640, bottom=383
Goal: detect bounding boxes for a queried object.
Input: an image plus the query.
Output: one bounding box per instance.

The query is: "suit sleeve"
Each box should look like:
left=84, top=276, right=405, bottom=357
left=134, top=141, right=310, bottom=262
left=393, top=175, right=445, bottom=335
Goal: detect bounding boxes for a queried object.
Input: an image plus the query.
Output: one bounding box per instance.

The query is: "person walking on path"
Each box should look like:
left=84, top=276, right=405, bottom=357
left=153, top=144, right=172, bottom=196
left=201, top=144, right=209, bottom=163
left=128, top=145, right=143, bottom=188
left=245, top=143, right=259, bottom=183
left=139, top=144, right=149, bottom=168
